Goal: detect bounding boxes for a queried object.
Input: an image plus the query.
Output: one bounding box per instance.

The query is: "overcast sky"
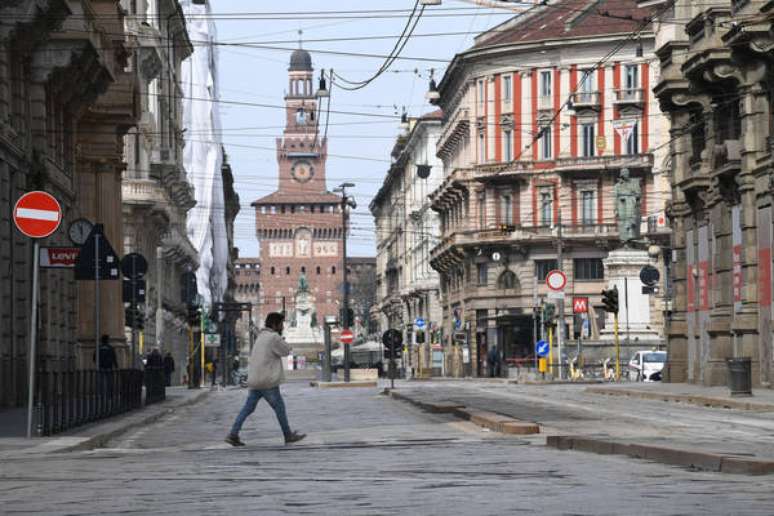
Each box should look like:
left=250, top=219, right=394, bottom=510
left=211, top=1, right=516, bottom=257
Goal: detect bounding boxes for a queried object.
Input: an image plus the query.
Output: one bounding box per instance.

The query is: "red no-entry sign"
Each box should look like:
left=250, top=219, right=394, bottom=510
left=13, top=191, right=62, bottom=239
left=340, top=329, right=354, bottom=344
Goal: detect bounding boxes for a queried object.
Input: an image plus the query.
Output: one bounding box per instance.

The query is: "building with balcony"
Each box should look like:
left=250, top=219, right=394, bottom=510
left=641, top=0, right=774, bottom=387
left=1, top=0, right=140, bottom=408
left=371, top=112, right=445, bottom=377
left=428, top=0, right=672, bottom=377
left=122, top=0, right=197, bottom=378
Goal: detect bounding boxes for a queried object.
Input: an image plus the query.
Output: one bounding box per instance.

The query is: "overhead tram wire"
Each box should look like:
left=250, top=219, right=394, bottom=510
left=332, top=0, right=425, bottom=90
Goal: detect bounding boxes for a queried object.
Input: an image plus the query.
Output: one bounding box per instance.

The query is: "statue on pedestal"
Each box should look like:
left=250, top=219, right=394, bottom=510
left=614, top=168, right=642, bottom=244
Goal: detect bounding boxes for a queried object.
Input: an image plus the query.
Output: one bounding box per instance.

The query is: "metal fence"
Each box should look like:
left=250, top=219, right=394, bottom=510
left=35, top=367, right=166, bottom=436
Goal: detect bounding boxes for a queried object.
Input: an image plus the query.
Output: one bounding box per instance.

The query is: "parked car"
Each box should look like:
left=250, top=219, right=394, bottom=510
left=628, top=350, right=667, bottom=382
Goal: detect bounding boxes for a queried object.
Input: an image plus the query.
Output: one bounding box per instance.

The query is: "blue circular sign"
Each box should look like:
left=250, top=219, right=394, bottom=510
left=535, top=340, right=549, bottom=357
left=415, top=318, right=425, bottom=329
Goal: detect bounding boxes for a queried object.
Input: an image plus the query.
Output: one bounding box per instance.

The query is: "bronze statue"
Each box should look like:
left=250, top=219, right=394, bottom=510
left=298, top=272, right=309, bottom=292
left=613, top=168, right=641, bottom=243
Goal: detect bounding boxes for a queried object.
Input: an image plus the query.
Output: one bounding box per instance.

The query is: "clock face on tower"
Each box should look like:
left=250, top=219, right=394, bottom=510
left=291, top=161, right=314, bottom=183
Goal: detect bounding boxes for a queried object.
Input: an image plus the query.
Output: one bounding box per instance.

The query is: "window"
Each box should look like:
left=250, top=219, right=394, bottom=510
left=581, top=190, right=595, bottom=225
left=316, top=266, right=321, bottom=275
left=579, top=69, right=594, bottom=93
left=301, top=266, right=306, bottom=274
left=539, top=189, right=553, bottom=226
left=286, top=266, right=290, bottom=275
left=500, top=191, right=513, bottom=225
left=503, top=75, right=512, bottom=102
left=574, top=258, right=604, bottom=280
left=540, top=71, right=552, bottom=98
left=582, top=123, right=595, bottom=157
left=535, top=260, right=558, bottom=281
left=626, top=121, right=639, bottom=155
left=624, top=64, right=639, bottom=91
left=332, top=266, right=337, bottom=274
left=479, top=131, right=485, bottom=161
left=271, top=267, right=275, bottom=275
left=280, top=205, right=286, bottom=214
left=477, top=263, right=488, bottom=286
left=503, top=129, right=512, bottom=161
left=478, top=79, right=485, bottom=106
left=540, top=125, right=552, bottom=160
left=498, top=270, right=517, bottom=289
left=478, top=191, right=486, bottom=229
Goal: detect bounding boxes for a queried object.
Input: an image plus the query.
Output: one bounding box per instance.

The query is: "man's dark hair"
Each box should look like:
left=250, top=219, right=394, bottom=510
left=100, top=334, right=110, bottom=345
left=265, top=312, right=284, bottom=330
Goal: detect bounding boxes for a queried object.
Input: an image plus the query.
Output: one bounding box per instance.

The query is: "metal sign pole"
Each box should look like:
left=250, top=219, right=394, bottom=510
left=95, top=233, right=101, bottom=373
left=390, top=340, right=395, bottom=390
left=131, top=259, right=136, bottom=366
left=26, top=241, right=40, bottom=439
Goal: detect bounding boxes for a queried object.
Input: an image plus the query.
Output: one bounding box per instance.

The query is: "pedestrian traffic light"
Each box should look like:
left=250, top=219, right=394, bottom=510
left=602, top=286, right=619, bottom=313
left=543, top=303, right=556, bottom=324
left=416, top=330, right=425, bottom=344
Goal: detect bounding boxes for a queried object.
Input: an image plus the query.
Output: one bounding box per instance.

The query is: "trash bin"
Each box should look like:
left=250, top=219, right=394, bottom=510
left=727, top=357, right=752, bottom=397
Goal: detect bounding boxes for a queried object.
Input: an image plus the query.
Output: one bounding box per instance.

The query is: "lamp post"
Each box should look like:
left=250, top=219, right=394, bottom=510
left=334, top=182, right=356, bottom=382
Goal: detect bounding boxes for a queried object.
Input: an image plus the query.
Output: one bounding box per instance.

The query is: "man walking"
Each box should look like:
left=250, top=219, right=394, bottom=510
left=225, top=312, right=305, bottom=446
left=163, top=352, right=175, bottom=386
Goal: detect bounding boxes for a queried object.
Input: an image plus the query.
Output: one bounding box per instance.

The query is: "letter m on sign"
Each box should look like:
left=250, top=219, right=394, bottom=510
left=573, top=297, right=588, bottom=314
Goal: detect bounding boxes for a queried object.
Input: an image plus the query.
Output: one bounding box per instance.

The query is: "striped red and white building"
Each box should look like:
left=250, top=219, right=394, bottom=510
left=428, top=0, right=671, bottom=375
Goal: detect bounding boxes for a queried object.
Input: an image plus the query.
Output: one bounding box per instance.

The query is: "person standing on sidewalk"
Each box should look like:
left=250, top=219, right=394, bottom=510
left=225, top=312, right=306, bottom=446
left=163, top=352, right=175, bottom=386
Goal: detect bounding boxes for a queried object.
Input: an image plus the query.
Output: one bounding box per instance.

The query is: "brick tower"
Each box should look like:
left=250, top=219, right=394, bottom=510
left=252, top=47, right=344, bottom=338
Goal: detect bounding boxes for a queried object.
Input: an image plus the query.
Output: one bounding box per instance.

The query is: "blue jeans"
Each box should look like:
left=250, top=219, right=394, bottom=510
left=229, top=386, right=291, bottom=438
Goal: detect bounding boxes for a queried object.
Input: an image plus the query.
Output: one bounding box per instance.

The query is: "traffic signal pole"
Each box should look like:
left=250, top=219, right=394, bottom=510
left=614, top=313, right=620, bottom=381
left=555, top=212, right=564, bottom=379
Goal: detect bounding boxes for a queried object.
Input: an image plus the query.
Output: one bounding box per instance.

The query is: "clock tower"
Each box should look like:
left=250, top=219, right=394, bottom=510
left=251, top=48, right=345, bottom=358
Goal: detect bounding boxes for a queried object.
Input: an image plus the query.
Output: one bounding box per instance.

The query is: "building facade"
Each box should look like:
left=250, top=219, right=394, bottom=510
left=643, top=0, right=774, bottom=387
left=429, top=0, right=672, bottom=377
left=234, top=258, right=261, bottom=366
left=1, top=0, right=139, bottom=407
left=371, top=113, right=445, bottom=377
left=122, top=0, right=197, bottom=380
left=252, top=48, right=346, bottom=358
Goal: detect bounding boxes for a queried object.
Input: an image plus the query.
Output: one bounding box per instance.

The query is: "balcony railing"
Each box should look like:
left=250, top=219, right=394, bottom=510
left=613, top=88, right=644, bottom=105
left=571, top=91, right=601, bottom=108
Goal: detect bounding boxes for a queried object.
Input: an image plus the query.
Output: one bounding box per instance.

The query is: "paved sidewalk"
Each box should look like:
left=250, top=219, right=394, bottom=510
left=586, top=381, right=774, bottom=410
left=390, top=380, right=774, bottom=474
left=0, top=386, right=210, bottom=458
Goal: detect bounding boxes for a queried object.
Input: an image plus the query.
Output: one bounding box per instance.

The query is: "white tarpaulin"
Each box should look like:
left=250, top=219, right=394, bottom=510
left=181, top=0, right=228, bottom=304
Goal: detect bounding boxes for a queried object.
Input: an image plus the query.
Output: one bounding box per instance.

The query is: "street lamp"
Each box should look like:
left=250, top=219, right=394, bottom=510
left=426, top=69, right=440, bottom=102
left=334, top=182, right=356, bottom=382
left=315, top=69, right=330, bottom=98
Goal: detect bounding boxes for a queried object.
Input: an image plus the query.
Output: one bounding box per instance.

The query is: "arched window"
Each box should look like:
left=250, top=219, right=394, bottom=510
left=498, top=270, right=518, bottom=290
left=316, top=266, right=321, bottom=275
left=332, top=266, right=337, bottom=274
left=270, top=267, right=275, bottom=275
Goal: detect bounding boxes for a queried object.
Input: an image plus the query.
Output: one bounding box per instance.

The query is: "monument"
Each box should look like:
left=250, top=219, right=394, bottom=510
left=283, top=273, right=324, bottom=361
left=602, top=168, right=661, bottom=344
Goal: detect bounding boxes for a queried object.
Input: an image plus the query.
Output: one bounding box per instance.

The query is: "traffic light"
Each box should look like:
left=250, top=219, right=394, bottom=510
left=340, top=307, right=354, bottom=327
left=602, top=286, right=619, bottom=314
left=124, top=306, right=144, bottom=330
left=187, top=305, right=201, bottom=326
left=416, top=330, right=425, bottom=344
left=543, top=303, right=556, bottom=324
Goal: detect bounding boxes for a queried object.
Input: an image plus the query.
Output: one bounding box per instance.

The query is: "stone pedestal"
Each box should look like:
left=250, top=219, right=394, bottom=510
left=601, top=248, right=661, bottom=344
left=283, top=289, right=324, bottom=360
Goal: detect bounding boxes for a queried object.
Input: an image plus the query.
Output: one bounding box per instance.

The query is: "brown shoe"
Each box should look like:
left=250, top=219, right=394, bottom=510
left=225, top=434, right=245, bottom=447
left=284, top=431, right=306, bottom=444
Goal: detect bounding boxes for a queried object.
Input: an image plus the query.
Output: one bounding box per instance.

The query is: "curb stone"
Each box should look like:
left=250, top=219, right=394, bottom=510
left=57, top=389, right=211, bottom=453
left=546, top=435, right=774, bottom=475
left=586, top=386, right=774, bottom=412
left=387, top=390, right=539, bottom=435
left=310, top=381, right=378, bottom=388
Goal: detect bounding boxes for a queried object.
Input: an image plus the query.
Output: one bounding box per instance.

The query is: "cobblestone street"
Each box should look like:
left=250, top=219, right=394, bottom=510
left=2, top=382, right=774, bottom=515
